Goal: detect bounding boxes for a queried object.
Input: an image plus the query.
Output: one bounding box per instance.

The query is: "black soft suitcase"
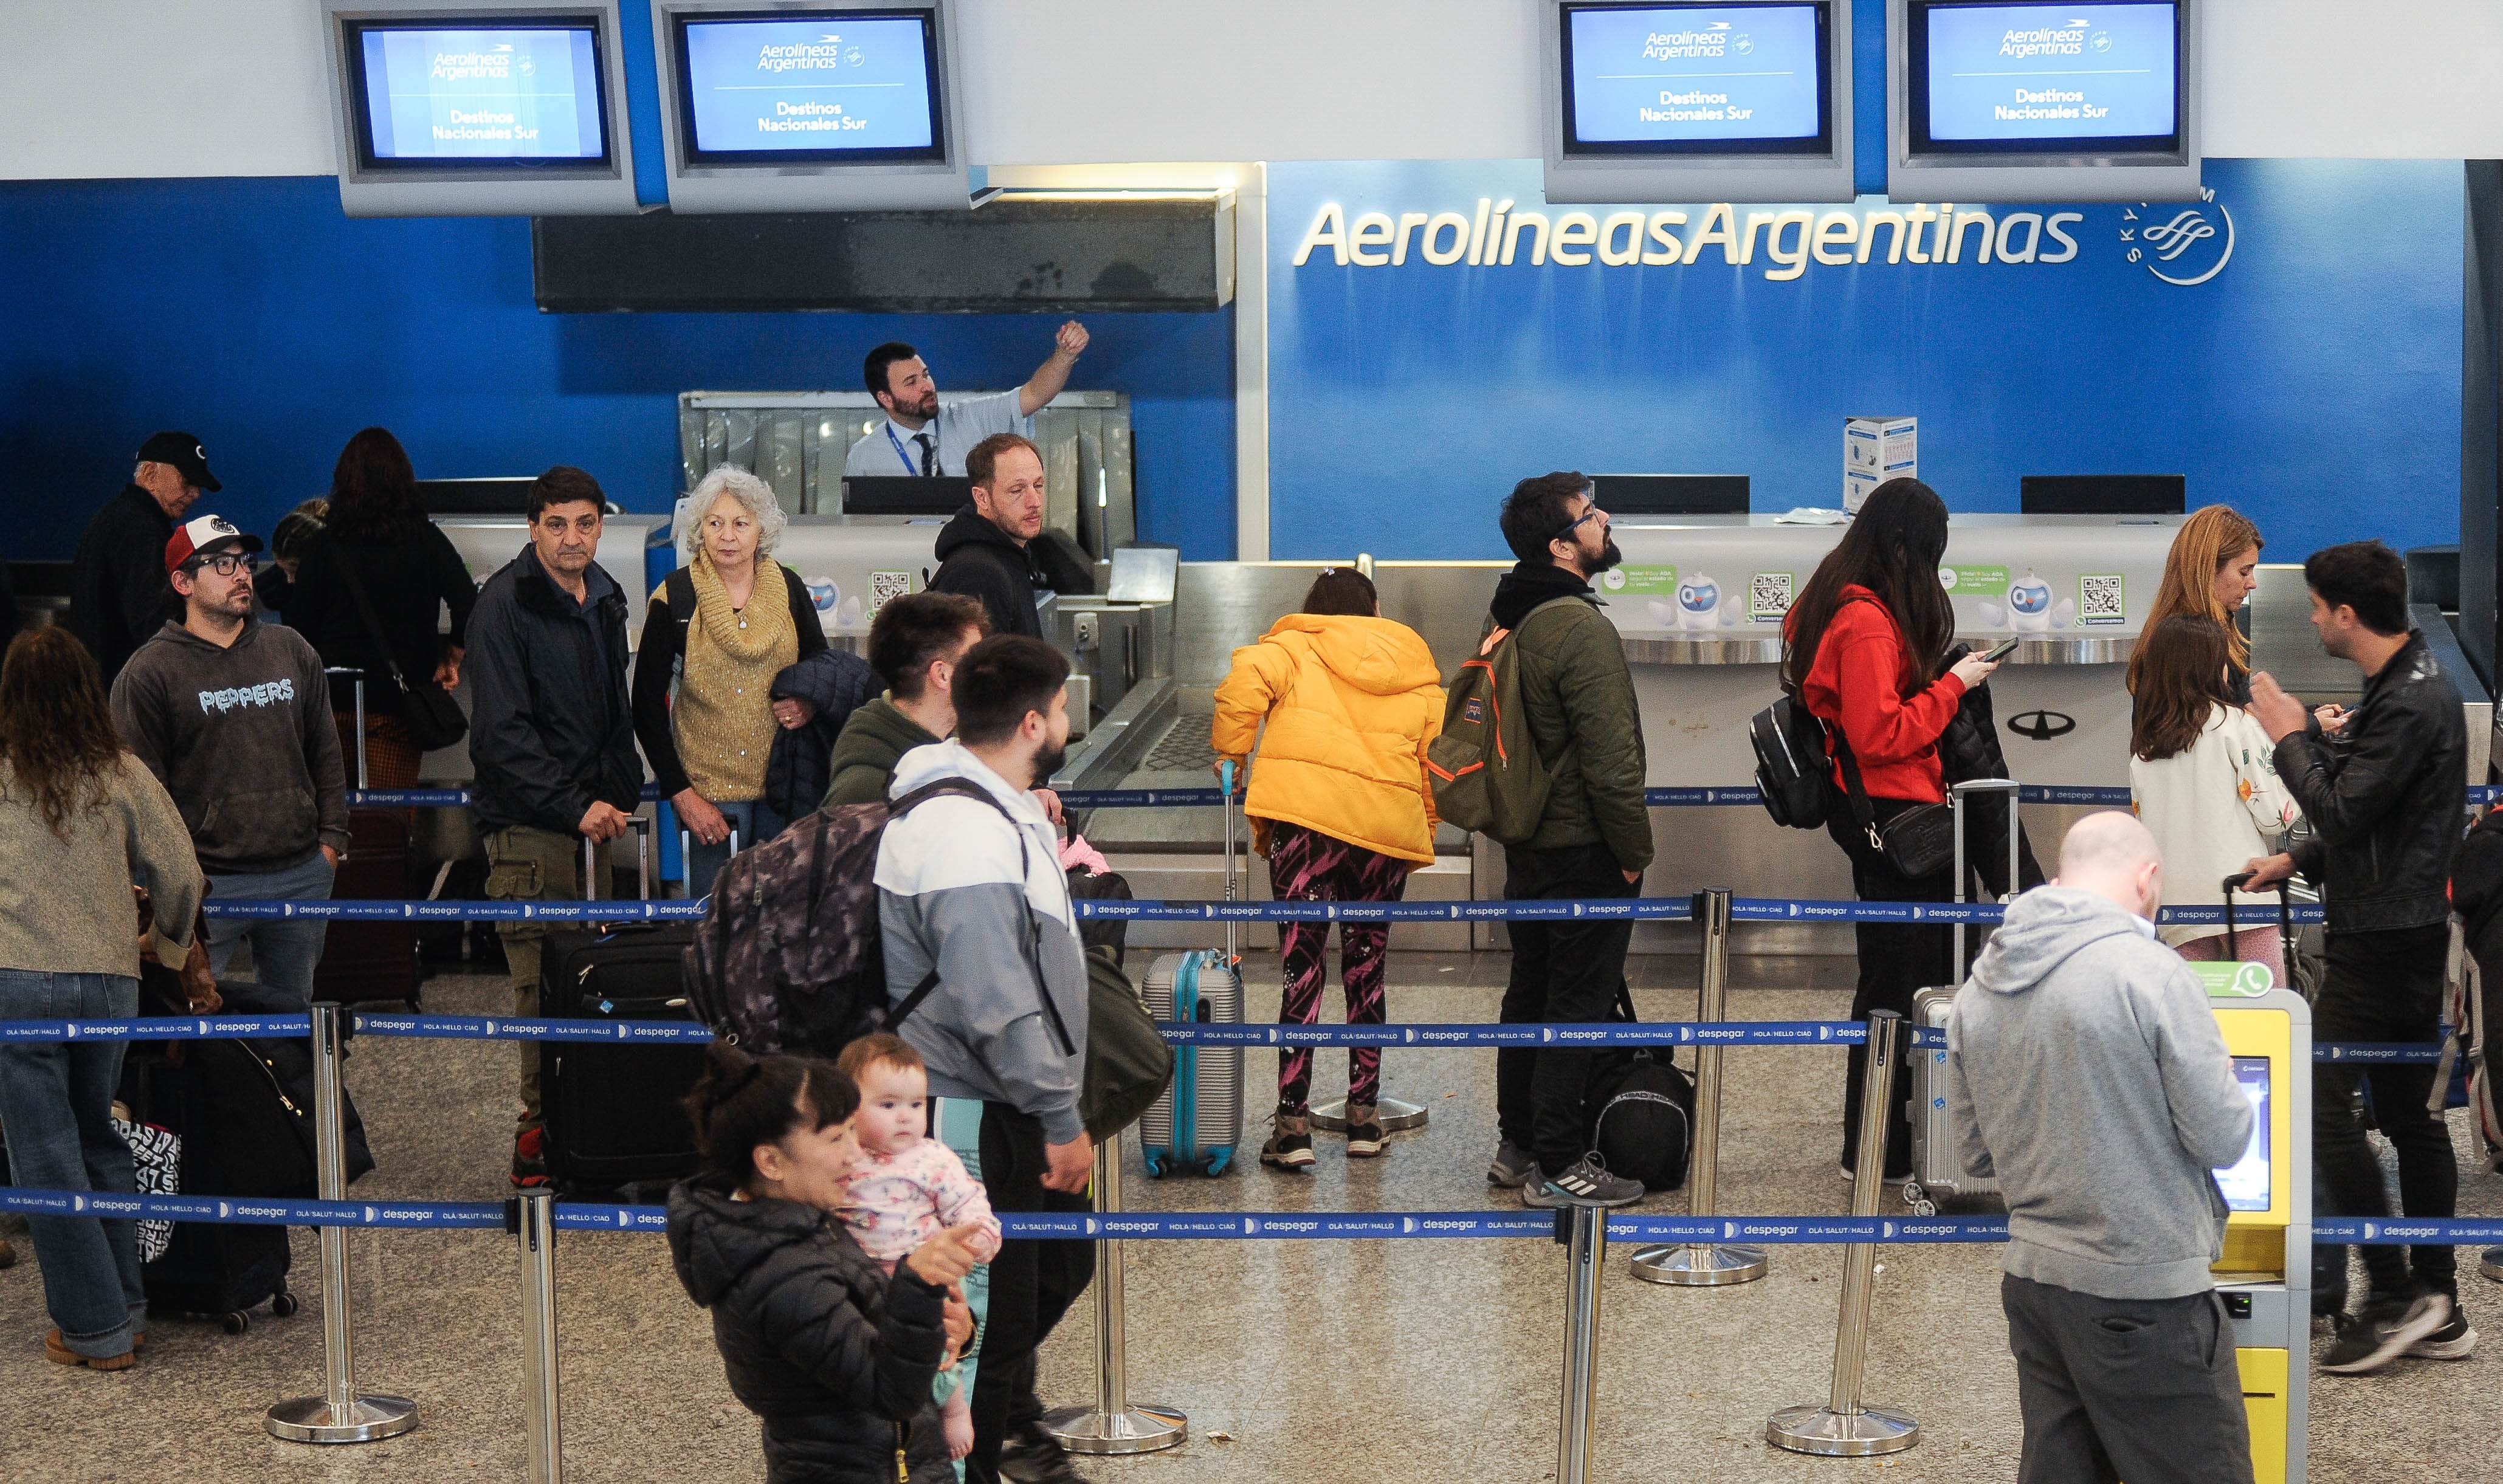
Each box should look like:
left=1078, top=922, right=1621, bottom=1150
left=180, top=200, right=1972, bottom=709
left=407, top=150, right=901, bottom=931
left=313, top=808, right=423, bottom=1008
left=539, top=923, right=708, bottom=1192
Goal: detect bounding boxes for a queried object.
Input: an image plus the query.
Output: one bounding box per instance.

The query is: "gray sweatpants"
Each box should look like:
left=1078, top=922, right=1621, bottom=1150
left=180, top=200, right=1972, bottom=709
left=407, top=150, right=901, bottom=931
left=2001, top=1274, right=2254, bottom=1484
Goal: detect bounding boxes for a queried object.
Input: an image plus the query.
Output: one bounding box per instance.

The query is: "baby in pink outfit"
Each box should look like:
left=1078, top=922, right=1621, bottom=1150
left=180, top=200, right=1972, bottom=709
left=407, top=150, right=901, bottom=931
left=835, top=1034, right=1002, bottom=1459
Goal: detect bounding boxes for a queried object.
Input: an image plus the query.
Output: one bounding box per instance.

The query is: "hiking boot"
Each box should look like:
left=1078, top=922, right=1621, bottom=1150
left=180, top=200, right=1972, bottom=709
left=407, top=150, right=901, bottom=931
left=1343, top=1102, right=1385, bottom=1158
left=45, top=1331, right=135, bottom=1372
left=511, top=1126, right=550, bottom=1189
left=1487, top=1139, right=1537, bottom=1189
left=2404, top=1297, right=2477, bottom=1361
left=2320, top=1290, right=2452, bottom=1374
left=1522, top=1153, right=1644, bottom=1209
left=1000, top=1423, right=1094, bottom=1484
left=1258, top=1105, right=1314, bottom=1172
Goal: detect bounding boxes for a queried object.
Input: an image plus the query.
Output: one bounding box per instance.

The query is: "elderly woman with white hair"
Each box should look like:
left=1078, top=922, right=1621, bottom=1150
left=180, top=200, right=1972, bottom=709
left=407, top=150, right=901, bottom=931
left=632, top=467, right=827, bottom=892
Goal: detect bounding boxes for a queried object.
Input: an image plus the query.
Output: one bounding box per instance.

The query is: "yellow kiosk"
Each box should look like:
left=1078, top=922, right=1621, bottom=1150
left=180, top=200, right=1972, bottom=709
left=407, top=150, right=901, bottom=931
left=2198, top=972, right=2310, bottom=1484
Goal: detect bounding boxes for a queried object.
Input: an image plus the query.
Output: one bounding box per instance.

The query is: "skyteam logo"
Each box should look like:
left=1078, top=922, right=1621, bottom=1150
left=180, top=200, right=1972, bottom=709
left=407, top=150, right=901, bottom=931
left=2123, top=189, right=2234, bottom=287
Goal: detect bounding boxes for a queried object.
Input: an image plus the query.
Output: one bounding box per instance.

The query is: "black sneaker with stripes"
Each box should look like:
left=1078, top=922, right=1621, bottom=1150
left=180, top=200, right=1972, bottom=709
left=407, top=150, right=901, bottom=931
left=1521, top=1153, right=1643, bottom=1208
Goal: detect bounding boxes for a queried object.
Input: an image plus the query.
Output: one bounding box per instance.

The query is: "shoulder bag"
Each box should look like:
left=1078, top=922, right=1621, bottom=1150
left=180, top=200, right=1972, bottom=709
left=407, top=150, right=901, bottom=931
left=1833, top=730, right=1955, bottom=881
left=327, top=540, right=469, bottom=752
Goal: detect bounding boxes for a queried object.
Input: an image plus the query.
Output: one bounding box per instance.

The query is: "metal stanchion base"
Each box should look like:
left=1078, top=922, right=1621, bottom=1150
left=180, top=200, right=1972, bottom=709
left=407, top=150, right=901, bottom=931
left=1766, top=1404, right=1919, bottom=1457
left=1628, top=1242, right=1769, bottom=1286
left=2481, top=1246, right=2502, bottom=1284
left=1042, top=1403, right=1187, bottom=1455
left=266, top=1393, right=419, bottom=1444
left=1309, top=1096, right=1428, bottom=1133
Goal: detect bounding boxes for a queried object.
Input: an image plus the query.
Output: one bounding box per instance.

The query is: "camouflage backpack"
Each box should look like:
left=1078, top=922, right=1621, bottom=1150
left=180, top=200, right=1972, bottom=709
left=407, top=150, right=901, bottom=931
left=683, top=779, right=1005, bottom=1056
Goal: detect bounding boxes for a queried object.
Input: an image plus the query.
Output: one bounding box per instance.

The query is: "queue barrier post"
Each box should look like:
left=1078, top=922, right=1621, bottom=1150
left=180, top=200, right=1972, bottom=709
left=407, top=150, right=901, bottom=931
left=265, top=1002, right=418, bottom=1444
left=1631, top=887, right=1767, bottom=1286
left=1043, top=1128, right=1187, bottom=1454
left=1766, top=1009, right=1918, bottom=1457
left=1554, top=1201, right=1608, bottom=1484
left=513, top=1188, right=565, bottom=1483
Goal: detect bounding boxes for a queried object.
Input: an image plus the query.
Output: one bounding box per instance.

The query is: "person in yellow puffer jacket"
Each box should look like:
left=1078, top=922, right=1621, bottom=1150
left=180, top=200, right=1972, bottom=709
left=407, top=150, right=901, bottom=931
left=1211, top=568, right=1443, bottom=1170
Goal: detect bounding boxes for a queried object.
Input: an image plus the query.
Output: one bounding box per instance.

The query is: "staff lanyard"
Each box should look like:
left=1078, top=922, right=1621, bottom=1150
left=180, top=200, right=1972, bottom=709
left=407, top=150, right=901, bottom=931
left=886, top=422, right=934, bottom=476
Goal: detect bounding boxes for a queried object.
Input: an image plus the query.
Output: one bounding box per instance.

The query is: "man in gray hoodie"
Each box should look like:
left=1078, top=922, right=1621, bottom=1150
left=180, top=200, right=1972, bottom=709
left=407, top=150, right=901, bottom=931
left=875, top=634, right=1092, bottom=1484
left=1946, top=812, right=2257, bottom=1484
left=112, top=515, right=349, bottom=1010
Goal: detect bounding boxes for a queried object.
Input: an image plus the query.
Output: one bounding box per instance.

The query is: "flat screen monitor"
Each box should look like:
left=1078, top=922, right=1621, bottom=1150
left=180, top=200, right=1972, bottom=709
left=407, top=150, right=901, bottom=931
left=672, top=9, right=945, bottom=165
left=2212, top=1056, right=2271, bottom=1214
left=343, top=18, right=613, bottom=168
left=1558, top=2, right=1833, bottom=156
left=842, top=475, right=971, bottom=516
left=2019, top=474, right=2185, bottom=515
left=1907, top=1, right=2182, bottom=156
left=1592, top=473, right=1752, bottom=515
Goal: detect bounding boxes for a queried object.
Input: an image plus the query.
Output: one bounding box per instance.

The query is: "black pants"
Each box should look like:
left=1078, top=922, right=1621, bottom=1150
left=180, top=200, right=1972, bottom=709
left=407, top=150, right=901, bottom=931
left=2312, top=924, right=2457, bottom=1299
left=968, top=1102, right=1096, bottom=1484
left=1827, top=800, right=1955, bottom=1175
left=1495, top=842, right=1639, bottom=1178
left=2001, top=1274, right=2254, bottom=1484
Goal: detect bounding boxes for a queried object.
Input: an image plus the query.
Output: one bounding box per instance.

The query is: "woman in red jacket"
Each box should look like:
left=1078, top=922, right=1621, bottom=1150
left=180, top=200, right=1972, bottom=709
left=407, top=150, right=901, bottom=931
left=1783, top=479, right=1999, bottom=1179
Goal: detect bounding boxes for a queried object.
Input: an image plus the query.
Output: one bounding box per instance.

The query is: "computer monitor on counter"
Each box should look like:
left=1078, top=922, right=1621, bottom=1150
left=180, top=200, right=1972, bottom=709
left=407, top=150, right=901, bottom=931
left=2020, top=474, right=2185, bottom=516
left=1592, top=473, right=1751, bottom=515
left=842, top=476, right=971, bottom=516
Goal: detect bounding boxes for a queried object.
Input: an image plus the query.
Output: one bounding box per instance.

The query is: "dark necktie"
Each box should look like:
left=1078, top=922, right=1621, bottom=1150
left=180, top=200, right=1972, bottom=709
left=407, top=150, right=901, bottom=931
left=914, top=432, right=935, bottom=477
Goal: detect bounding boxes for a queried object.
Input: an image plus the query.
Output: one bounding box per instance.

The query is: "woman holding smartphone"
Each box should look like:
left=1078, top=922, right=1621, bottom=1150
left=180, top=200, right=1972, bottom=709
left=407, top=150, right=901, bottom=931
left=1782, top=479, right=1999, bottom=1179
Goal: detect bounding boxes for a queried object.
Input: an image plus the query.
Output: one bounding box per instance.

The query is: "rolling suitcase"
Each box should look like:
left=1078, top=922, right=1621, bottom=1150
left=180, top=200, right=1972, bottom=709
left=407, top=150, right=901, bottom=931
left=1139, top=762, right=1246, bottom=1177
left=540, top=821, right=708, bottom=1192
left=314, top=675, right=424, bottom=1007
left=1902, top=779, right=2018, bottom=1217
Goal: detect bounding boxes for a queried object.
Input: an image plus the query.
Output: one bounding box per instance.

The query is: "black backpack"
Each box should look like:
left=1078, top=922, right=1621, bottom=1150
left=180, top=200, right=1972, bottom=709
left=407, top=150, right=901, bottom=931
left=1750, top=692, right=1836, bottom=830
left=1582, top=986, right=1695, bottom=1193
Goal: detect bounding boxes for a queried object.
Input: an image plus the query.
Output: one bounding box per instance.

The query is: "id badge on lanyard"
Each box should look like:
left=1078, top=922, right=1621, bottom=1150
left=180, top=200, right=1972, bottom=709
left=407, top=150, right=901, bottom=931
left=886, top=423, right=929, bottom=476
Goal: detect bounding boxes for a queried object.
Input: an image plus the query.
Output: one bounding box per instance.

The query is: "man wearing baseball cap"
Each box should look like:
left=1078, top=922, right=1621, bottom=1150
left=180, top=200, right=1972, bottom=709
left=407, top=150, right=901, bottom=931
left=67, top=432, right=220, bottom=684
left=111, top=514, right=349, bottom=1011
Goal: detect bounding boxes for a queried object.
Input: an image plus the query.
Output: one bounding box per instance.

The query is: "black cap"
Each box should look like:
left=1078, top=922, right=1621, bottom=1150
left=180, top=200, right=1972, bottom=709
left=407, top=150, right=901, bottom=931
left=136, top=431, right=221, bottom=493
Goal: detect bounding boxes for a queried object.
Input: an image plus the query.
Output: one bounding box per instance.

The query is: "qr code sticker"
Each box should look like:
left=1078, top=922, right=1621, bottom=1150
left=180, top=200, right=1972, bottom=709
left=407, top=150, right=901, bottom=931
left=1748, top=571, right=1795, bottom=622
left=2079, top=574, right=2126, bottom=625
left=870, top=571, right=912, bottom=615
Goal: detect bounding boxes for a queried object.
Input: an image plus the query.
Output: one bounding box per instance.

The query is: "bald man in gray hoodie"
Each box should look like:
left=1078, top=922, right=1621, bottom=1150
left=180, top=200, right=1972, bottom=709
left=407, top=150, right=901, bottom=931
left=1946, top=812, right=2259, bottom=1484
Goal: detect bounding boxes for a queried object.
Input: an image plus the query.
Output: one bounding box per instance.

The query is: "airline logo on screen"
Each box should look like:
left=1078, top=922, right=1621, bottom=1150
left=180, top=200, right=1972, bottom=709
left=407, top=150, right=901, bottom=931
left=1293, top=191, right=2229, bottom=287
left=755, top=33, right=859, bottom=72
left=1643, top=22, right=1748, bottom=60
left=432, top=42, right=523, bottom=81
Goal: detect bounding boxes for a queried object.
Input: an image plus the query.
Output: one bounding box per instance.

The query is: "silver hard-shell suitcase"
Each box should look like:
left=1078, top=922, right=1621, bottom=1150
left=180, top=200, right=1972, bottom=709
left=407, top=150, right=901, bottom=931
left=1138, top=761, right=1246, bottom=1176
left=1902, top=779, right=2016, bottom=1216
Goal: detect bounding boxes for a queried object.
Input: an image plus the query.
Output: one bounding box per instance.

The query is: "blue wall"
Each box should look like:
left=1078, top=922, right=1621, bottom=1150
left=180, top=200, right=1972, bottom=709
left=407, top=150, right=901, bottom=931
left=0, top=176, right=1238, bottom=562
left=1267, top=158, right=2463, bottom=561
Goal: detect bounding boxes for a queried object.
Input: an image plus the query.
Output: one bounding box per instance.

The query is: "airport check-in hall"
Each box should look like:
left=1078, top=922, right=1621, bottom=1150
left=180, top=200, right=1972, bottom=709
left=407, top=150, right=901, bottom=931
left=2, top=2, right=2501, bottom=1483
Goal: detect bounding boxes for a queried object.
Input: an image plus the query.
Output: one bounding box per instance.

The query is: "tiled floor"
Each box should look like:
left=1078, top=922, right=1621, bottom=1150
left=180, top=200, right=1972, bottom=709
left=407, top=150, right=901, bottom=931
left=1, top=953, right=2492, bottom=1482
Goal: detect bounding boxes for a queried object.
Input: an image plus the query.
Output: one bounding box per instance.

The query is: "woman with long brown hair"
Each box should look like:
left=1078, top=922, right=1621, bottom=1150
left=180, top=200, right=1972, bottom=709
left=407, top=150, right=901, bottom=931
left=2128, top=614, right=2299, bottom=981
left=2128, top=504, right=2263, bottom=704
left=0, top=627, right=205, bottom=1370
left=1783, top=478, right=2000, bottom=1179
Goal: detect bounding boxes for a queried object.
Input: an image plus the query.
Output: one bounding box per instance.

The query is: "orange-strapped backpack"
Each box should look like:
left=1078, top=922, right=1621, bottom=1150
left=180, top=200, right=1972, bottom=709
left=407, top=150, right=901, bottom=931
left=1425, top=597, right=1582, bottom=845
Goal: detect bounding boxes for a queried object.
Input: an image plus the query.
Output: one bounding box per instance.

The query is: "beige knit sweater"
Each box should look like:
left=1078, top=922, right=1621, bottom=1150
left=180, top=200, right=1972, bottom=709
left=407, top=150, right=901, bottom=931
left=673, top=555, right=799, bottom=802
left=0, top=754, right=204, bottom=980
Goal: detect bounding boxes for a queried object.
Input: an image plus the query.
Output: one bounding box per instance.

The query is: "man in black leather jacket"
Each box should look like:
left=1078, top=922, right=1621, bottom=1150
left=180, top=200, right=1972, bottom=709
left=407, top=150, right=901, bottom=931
left=2245, top=540, right=2469, bottom=1373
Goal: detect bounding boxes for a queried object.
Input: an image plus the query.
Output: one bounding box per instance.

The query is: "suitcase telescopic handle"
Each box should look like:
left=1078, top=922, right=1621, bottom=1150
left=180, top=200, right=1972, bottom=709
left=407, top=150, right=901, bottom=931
left=325, top=667, right=368, bottom=791
left=582, top=815, right=656, bottom=906
left=1220, top=759, right=1239, bottom=962
left=1947, top=778, right=2023, bottom=984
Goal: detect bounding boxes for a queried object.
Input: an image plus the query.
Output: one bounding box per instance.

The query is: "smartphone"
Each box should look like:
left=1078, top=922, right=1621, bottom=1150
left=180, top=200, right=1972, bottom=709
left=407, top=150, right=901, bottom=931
left=1981, top=636, right=2021, bottom=664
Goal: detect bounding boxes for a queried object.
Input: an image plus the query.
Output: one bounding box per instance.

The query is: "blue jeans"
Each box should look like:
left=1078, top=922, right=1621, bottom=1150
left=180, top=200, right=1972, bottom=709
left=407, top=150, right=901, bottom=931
left=204, top=853, right=336, bottom=1010
left=684, top=799, right=788, bottom=899
left=0, top=970, right=146, bottom=1358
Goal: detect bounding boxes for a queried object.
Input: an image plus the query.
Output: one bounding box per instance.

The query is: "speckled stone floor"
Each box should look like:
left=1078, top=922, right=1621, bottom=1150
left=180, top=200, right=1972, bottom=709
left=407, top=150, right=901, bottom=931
left=1, top=952, right=2492, bottom=1482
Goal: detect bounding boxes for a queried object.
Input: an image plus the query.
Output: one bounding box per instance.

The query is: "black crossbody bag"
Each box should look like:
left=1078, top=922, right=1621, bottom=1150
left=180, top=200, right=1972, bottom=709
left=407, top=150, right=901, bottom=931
left=327, top=542, right=468, bottom=752
left=1832, top=730, right=1955, bottom=881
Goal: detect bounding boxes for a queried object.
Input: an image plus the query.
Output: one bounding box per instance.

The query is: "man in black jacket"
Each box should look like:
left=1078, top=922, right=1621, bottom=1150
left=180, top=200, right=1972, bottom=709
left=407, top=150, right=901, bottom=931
left=466, top=466, right=644, bottom=1186
left=2245, top=540, right=2469, bottom=1373
left=926, top=434, right=1092, bottom=642
left=67, top=431, right=216, bottom=683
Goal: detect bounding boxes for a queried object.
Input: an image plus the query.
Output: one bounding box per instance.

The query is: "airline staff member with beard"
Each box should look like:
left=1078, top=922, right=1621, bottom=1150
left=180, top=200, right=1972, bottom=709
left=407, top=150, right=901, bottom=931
left=844, top=324, right=1089, bottom=480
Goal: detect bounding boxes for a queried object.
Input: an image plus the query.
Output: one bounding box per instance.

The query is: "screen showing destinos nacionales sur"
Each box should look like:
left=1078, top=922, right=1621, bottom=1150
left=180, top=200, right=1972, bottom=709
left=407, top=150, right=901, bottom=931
left=1561, top=4, right=1829, bottom=153
left=2212, top=1056, right=2272, bottom=1214
left=351, top=24, right=610, bottom=164
left=676, top=12, right=943, bottom=162
left=1918, top=2, right=2178, bottom=146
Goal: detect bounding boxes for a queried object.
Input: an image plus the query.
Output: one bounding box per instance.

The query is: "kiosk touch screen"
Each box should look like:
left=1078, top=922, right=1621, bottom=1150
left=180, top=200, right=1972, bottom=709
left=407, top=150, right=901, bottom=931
left=673, top=10, right=945, bottom=164
left=346, top=19, right=612, bottom=167
left=2214, top=1056, right=2271, bottom=1213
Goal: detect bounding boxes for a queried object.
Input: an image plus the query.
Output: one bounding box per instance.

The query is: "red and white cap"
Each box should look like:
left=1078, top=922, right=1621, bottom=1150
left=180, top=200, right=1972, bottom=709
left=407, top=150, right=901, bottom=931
left=163, top=514, right=264, bottom=575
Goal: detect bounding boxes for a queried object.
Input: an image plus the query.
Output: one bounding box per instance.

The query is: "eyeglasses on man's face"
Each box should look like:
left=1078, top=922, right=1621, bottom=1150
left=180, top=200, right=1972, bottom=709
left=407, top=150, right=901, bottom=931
left=1550, top=502, right=1606, bottom=546
left=188, top=554, right=251, bottom=578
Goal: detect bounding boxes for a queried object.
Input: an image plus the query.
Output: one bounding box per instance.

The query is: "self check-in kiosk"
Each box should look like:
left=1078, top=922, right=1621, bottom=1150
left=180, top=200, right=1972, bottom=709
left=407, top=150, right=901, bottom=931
left=2198, top=974, right=2311, bottom=1484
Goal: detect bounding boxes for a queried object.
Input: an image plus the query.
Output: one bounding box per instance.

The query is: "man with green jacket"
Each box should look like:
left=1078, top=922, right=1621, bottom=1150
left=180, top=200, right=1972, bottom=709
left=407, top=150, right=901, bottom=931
left=1485, top=472, right=1653, bottom=1210
left=823, top=592, right=990, bottom=807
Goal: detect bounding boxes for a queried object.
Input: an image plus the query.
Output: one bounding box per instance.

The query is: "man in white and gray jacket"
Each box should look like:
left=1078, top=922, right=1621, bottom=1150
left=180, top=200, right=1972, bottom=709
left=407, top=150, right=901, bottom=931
left=1946, top=811, right=2258, bottom=1484
left=876, top=634, right=1093, bottom=1484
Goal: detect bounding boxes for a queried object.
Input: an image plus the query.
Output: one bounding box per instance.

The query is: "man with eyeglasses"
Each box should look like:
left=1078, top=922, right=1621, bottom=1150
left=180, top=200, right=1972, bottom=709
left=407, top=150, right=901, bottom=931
left=111, top=515, right=349, bottom=1011
left=1481, top=472, right=1654, bottom=1211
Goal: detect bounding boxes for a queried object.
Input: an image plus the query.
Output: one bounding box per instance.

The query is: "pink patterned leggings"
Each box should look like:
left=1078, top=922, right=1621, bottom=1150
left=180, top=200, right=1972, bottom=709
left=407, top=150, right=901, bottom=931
left=1267, top=821, right=1410, bottom=1110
